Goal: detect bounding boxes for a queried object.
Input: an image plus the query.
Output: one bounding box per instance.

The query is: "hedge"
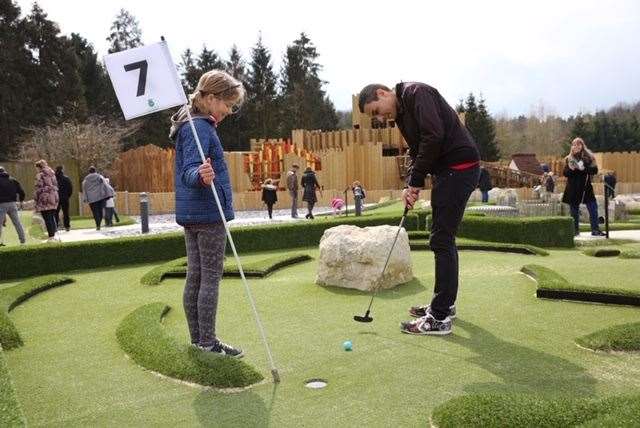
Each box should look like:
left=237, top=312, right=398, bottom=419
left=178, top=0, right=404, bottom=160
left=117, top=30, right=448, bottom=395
left=140, top=253, right=312, bottom=286
left=576, top=321, right=640, bottom=352
left=116, top=302, right=263, bottom=388
left=0, top=211, right=422, bottom=280
left=455, top=216, right=575, bottom=248
left=0, top=275, right=74, bottom=350
left=0, top=349, right=26, bottom=427
left=431, top=393, right=640, bottom=428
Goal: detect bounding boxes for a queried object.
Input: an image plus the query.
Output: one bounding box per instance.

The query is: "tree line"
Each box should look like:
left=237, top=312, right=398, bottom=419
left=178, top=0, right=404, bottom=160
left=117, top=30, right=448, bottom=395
left=0, top=2, right=339, bottom=161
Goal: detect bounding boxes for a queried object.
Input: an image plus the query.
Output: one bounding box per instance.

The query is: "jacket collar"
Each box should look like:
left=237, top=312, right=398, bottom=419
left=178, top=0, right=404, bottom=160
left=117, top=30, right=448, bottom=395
left=394, top=82, right=406, bottom=117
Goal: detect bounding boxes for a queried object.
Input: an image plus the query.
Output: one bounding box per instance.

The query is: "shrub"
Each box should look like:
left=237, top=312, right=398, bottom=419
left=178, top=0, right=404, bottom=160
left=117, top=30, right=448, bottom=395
left=457, top=216, right=574, bottom=248
left=0, top=212, right=421, bottom=280
left=115, top=302, right=263, bottom=388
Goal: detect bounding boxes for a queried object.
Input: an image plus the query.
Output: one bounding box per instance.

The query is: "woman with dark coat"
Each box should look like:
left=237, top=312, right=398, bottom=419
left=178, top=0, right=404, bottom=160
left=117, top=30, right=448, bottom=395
left=562, top=137, right=605, bottom=237
left=34, top=160, right=59, bottom=240
left=478, top=167, right=492, bottom=203
left=261, top=178, right=278, bottom=219
left=55, top=166, right=73, bottom=231
left=301, top=167, right=320, bottom=219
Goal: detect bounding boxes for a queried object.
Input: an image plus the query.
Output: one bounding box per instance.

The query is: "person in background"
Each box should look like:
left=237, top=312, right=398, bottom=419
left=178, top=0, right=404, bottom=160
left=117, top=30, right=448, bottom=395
left=541, top=171, right=555, bottom=202
left=301, top=167, right=320, bottom=219
left=104, top=178, right=116, bottom=227
left=331, top=197, right=345, bottom=216
left=34, top=160, right=59, bottom=241
left=478, top=166, right=492, bottom=203
left=55, top=166, right=73, bottom=232
left=604, top=171, right=617, bottom=199
left=562, top=137, right=605, bottom=237
left=82, top=166, right=114, bottom=230
left=0, top=166, right=26, bottom=246
left=261, top=178, right=278, bottom=220
left=286, top=164, right=300, bottom=218
left=352, top=181, right=366, bottom=216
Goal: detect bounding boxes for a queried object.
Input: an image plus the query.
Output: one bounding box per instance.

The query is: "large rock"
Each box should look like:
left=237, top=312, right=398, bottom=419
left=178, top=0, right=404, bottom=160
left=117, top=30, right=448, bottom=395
left=316, top=225, right=413, bottom=291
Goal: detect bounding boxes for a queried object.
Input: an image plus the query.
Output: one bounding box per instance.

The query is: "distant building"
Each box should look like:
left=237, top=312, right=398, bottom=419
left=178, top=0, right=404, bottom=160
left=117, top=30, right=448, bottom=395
left=509, top=153, right=543, bottom=175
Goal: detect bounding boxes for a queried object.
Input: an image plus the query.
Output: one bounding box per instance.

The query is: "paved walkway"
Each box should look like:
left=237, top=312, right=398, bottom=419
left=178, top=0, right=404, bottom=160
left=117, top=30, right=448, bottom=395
left=575, top=229, right=640, bottom=242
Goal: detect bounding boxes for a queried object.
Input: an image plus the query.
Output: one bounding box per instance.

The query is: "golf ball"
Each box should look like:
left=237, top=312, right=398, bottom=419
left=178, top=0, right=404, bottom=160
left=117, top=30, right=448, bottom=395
left=343, top=340, right=353, bottom=351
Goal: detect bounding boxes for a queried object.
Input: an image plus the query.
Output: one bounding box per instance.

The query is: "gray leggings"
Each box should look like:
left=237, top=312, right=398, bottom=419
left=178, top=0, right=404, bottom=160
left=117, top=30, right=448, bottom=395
left=183, top=222, right=227, bottom=347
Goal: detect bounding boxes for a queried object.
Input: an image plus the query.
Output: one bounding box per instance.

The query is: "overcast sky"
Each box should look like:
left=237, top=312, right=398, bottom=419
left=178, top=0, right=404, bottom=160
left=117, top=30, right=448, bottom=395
left=15, top=0, right=640, bottom=117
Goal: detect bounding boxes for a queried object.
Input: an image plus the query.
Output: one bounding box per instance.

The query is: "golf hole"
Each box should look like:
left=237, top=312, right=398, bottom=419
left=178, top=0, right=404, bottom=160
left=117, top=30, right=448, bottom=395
left=304, top=378, right=328, bottom=389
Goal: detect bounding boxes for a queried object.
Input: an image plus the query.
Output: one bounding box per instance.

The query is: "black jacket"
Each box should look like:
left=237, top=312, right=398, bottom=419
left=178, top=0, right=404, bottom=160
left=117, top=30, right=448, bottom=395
left=478, top=168, right=492, bottom=191
left=261, top=186, right=277, bottom=205
left=0, top=171, right=25, bottom=203
left=395, top=82, right=480, bottom=187
left=301, top=170, right=320, bottom=203
left=55, top=172, right=73, bottom=201
left=562, top=157, right=597, bottom=205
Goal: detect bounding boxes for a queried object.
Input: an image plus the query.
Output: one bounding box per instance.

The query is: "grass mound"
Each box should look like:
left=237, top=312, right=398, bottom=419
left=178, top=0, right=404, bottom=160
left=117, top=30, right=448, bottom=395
left=115, top=302, right=263, bottom=388
left=620, top=249, right=640, bottom=259
left=140, top=253, right=312, bottom=286
left=521, top=264, right=640, bottom=304
left=582, top=248, right=622, bottom=257
left=0, top=275, right=74, bottom=350
left=431, top=393, right=640, bottom=428
left=0, top=349, right=26, bottom=427
left=576, top=322, right=640, bottom=352
left=410, top=239, right=548, bottom=256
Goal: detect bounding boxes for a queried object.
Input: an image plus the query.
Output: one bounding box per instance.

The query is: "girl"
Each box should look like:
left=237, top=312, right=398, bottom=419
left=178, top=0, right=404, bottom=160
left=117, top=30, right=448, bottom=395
left=562, top=137, right=605, bottom=236
left=169, top=70, right=245, bottom=357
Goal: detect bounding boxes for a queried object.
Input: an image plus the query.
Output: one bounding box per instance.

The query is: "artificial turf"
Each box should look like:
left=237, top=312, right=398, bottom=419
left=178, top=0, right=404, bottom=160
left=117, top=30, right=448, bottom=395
left=2, top=248, right=640, bottom=426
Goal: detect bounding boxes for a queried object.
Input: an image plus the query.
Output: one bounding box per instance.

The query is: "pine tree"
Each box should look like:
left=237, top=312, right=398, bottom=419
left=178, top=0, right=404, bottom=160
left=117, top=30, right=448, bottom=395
left=476, top=96, right=500, bottom=161
left=279, top=32, right=337, bottom=135
left=180, top=48, right=200, bottom=94
left=218, top=45, right=249, bottom=151
left=23, top=4, right=86, bottom=122
left=106, top=9, right=142, bottom=54
left=245, top=35, right=278, bottom=139
left=0, top=0, right=32, bottom=159
left=197, top=45, right=224, bottom=72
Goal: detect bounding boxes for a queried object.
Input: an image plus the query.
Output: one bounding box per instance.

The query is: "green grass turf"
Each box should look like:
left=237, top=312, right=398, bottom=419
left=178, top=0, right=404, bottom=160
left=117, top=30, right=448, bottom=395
left=0, top=349, right=26, bottom=427
left=2, top=248, right=640, bottom=426
left=0, top=212, right=39, bottom=247
left=576, top=321, right=640, bottom=352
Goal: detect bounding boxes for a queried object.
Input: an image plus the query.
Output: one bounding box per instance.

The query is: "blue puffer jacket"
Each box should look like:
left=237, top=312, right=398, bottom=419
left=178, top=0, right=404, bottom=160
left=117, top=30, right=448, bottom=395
left=174, top=118, right=234, bottom=225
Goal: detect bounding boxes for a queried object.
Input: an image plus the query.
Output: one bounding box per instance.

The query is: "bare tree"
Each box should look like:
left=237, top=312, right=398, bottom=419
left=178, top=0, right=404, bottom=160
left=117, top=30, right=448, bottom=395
left=20, top=119, right=140, bottom=175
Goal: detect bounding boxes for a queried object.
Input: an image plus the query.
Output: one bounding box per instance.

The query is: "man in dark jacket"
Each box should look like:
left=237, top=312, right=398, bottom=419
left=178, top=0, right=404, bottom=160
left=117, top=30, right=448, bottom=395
left=478, top=167, right=492, bottom=203
left=359, top=82, right=480, bottom=335
left=55, top=166, right=73, bottom=231
left=0, top=166, right=27, bottom=245
left=604, top=171, right=616, bottom=199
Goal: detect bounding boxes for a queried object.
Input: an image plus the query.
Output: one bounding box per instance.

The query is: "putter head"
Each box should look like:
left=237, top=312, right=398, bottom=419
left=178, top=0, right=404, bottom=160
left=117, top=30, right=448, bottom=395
left=353, top=314, right=373, bottom=323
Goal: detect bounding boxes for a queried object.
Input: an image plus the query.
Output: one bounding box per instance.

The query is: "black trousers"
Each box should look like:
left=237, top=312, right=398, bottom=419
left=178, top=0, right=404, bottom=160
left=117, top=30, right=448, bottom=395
left=41, top=209, right=58, bottom=238
left=429, top=166, right=480, bottom=320
left=266, top=203, right=274, bottom=219
left=56, top=199, right=70, bottom=230
left=89, top=199, right=106, bottom=229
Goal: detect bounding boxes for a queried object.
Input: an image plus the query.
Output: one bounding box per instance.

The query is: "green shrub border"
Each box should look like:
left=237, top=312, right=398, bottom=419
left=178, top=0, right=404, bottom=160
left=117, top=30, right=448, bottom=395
left=521, top=264, right=640, bottom=306
left=0, top=347, right=26, bottom=427
left=409, top=239, right=548, bottom=256
left=0, top=275, right=74, bottom=350
left=141, top=253, right=312, bottom=286
left=431, top=392, right=640, bottom=428
left=1, top=212, right=573, bottom=280
left=115, top=302, right=263, bottom=388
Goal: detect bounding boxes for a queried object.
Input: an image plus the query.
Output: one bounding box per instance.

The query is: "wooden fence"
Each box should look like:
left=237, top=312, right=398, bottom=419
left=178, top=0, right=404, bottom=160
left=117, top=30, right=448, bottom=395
left=291, top=128, right=407, bottom=152
left=2, top=159, right=81, bottom=215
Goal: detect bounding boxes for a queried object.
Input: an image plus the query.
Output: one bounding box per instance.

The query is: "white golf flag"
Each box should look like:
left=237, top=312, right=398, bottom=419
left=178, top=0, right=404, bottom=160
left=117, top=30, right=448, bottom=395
left=104, top=41, right=187, bottom=120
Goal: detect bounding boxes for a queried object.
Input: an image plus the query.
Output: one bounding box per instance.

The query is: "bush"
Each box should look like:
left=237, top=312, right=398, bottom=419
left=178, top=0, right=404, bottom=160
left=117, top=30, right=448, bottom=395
left=0, top=275, right=74, bottom=350
left=0, top=349, right=26, bottom=427
left=457, top=216, right=574, bottom=248
left=115, top=302, right=263, bottom=388
left=431, top=393, right=640, bottom=428
left=0, top=212, right=421, bottom=280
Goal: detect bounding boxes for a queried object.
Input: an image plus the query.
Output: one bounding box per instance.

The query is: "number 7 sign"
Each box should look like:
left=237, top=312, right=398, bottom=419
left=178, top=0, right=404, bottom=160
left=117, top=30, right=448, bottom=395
left=104, top=40, right=187, bottom=120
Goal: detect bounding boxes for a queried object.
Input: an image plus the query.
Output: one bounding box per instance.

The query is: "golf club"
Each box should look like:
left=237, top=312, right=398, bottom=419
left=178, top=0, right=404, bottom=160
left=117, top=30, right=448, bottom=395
left=354, top=205, right=410, bottom=323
